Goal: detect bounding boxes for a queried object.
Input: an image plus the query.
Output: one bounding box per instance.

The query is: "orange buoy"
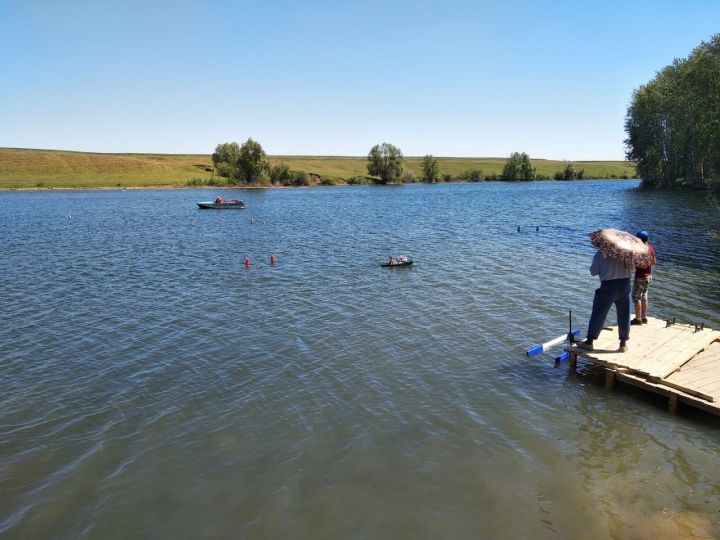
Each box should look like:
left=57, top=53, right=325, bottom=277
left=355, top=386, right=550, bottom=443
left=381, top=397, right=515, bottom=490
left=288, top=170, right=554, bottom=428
left=270, top=255, right=276, bottom=265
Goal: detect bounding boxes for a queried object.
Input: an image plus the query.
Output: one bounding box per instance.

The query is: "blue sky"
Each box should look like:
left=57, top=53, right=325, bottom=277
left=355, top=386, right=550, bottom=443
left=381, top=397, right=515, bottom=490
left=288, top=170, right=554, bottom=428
left=1, top=0, right=718, bottom=159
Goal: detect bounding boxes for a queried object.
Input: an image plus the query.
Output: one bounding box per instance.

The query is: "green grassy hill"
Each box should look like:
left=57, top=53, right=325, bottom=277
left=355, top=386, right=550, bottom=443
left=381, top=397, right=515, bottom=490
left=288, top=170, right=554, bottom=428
left=0, top=148, right=636, bottom=189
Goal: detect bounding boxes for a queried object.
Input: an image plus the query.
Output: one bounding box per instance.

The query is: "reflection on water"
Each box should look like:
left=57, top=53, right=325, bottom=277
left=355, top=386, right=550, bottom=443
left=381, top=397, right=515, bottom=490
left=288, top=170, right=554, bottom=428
left=0, top=181, right=719, bottom=538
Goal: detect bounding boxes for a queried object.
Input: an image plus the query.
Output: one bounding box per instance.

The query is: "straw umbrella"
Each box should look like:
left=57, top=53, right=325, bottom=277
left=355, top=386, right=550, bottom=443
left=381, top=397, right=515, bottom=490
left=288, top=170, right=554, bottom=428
left=589, top=228, right=652, bottom=268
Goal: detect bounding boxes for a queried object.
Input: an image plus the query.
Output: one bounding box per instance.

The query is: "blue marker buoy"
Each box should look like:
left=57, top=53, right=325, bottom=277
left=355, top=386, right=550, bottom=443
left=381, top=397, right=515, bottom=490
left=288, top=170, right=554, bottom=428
left=526, top=329, right=580, bottom=356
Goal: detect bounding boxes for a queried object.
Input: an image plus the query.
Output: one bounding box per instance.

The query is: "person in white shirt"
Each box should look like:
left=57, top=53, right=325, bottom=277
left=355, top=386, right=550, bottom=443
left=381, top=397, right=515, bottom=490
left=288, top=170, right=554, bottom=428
left=577, top=250, right=633, bottom=353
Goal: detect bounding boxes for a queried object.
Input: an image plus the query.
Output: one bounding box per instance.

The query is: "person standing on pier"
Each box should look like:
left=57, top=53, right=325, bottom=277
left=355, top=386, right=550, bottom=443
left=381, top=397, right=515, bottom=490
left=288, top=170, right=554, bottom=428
left=630, top=230, right=656, bottom=326
left=578, top=250, right=633, bottom=353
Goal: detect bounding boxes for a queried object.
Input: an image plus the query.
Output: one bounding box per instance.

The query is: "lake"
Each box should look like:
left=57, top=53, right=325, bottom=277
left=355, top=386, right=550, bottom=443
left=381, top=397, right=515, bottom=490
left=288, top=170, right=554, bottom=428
left=1, top=181, right=719, bottom=539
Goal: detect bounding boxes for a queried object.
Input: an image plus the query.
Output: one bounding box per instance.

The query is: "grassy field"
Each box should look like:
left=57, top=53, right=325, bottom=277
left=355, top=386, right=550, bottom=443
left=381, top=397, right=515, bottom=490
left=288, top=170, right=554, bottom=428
left=0, top=148, right=636, bottom=189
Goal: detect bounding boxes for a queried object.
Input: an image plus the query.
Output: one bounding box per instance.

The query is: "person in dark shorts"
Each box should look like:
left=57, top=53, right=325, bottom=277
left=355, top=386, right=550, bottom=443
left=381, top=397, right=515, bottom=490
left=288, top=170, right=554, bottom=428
left=631, top=230, right=657, bottom=325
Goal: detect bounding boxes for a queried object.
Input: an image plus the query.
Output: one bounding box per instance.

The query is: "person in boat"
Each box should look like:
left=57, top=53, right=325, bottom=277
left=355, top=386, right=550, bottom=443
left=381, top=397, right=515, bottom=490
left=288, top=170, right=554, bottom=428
left=577, top=249, right=632, bottom=353
left=399, top=254, right=408, bottom=263
left=215, top=196, right=224, bottom=204
left=388, top=256, right=395, bottom=265
left=630, top=230, right=657, bottom=326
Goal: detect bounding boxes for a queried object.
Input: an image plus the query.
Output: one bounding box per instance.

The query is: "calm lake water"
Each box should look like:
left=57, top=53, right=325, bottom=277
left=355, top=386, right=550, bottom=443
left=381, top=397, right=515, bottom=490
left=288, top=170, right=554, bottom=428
left=1, top=181, right=719, bottom=539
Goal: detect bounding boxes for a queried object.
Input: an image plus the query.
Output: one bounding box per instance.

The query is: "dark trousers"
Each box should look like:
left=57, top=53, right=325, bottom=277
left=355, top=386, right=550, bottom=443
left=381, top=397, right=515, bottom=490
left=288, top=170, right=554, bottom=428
left=587, top=278, right=631, bottom=341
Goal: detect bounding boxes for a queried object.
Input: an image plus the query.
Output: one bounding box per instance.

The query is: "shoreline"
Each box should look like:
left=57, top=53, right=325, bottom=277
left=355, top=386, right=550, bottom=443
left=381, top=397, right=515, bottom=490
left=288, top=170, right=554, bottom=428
left=0, top=184, right=285, bottom=192
left=0, top=178, right=640, bottom=192
left=0, top=148, right=637, bottom=190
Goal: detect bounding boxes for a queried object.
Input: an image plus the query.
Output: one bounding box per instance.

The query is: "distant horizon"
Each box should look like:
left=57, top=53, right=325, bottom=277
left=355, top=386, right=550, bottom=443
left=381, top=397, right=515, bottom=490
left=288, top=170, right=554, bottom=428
left=0, top=146, right=633, bottom=163
left=2, top=1, right=718, bottom=161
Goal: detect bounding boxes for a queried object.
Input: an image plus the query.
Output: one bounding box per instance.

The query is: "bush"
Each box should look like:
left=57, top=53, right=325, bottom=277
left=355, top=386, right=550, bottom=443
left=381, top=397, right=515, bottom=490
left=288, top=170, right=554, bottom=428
left=187, top=177, right=206, bottom=186
left=402, top=170, right=416, bottom=183
left=458, top=168, right=484, bottom=182
left=442, top=173, right=454, bottom=182
left=257, top=170, right=271, bottom=186
left=270, top=161, right=292, bottom=184
left=320, top=176, right=337, bottom=185
left=346, top=175, right=367, bottom=185
left=292, top=170, right=310, bottom=186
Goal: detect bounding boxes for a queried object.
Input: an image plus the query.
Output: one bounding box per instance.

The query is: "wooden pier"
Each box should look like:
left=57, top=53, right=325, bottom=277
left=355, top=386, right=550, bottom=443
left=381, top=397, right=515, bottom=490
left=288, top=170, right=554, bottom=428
left=564, top=316, right=720, bottom=416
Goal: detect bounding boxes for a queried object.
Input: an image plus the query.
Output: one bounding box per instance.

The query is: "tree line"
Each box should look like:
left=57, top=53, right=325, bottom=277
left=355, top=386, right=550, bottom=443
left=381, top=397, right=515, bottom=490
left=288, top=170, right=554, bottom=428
left=201, top=140, right=617, bottom=187
left=208, top=139, right=310, bottom=186
left=625, top=33, right=720, bottom=189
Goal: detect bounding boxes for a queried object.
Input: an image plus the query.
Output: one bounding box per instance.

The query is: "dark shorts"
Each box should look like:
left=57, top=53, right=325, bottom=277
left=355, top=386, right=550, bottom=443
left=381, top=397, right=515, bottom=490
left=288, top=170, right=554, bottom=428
left=632, top=275, right=652, bottom=302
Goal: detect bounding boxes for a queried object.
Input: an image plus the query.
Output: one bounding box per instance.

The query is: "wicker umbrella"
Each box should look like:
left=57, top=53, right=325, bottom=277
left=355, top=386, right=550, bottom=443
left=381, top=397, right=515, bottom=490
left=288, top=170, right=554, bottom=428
left=589, top=228, right=652, bottom=268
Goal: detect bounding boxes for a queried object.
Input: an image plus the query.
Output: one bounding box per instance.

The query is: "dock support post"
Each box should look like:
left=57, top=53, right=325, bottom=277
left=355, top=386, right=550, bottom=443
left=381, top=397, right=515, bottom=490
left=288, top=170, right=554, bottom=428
left=668, top=394, right=678, bottom=415
left=569, top=353, right=577, bottom=373
left=605, top=370, right=615, bottom=390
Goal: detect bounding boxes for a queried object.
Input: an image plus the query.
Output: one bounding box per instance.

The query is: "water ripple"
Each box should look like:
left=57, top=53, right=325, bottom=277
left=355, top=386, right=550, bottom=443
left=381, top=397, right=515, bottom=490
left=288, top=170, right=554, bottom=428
left=1, top=183, right=720, bottom=538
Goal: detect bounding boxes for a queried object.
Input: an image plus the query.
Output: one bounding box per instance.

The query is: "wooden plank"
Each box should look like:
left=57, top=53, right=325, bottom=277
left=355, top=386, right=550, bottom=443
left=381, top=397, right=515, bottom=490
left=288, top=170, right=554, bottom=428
left=615, top=371, right=720, bottom=416
left=630, top=327, right=713, bottom=374
left=644, top=356, right=694, bottom=381
left=680, top=352, right=719, bottom=368
left=561, top=317, right=720, bottom=416
left=696, top=380, right=720, bottom=396
left=605, top=370, right=616, bottom=390
left=691, top=380, right=720, bottom=395
left=660, top=378, right=715, bottom=402
left=682, top=370, right=720, bottom=388
left=565, top=324, right=685, bottom=371
left=646, top=337, right=720, bottom=401
left=639, top=330, right=717, bottom=377
left=667, top=374, right=720, bottom=392
left=616, top=325, right=689, bottom=372
left=674, top=341, right=720, bottom=370
left=670, top=361, right=720, bottom=384
left=650, top=331, right=720, bottom=379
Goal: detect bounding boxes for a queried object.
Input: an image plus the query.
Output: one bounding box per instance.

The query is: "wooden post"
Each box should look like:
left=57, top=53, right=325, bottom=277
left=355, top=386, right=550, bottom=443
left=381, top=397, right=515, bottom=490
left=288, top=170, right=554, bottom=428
left=569, top=352, right=577, bottom=373
left=668, top=394, right=678, bottom=415
left=605, top=370, right=615, bottom=390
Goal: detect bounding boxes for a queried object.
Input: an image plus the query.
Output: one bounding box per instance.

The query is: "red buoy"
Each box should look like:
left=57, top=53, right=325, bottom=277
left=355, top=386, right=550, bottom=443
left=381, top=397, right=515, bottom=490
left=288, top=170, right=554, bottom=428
left=245, top=258, right=251, bottom=267
left=270, top=255, right=276, bottom=265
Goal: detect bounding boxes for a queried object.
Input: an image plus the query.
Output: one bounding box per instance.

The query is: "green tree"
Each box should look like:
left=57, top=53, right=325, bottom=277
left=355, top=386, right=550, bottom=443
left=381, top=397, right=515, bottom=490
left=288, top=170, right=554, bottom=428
left=367, top=143, right=404, bottom=184
left=501, top=152, right=535, bottom=181
left=625, top=33, right=720, bottom=188
left=422, top=154, right=439, bottom=183
left=237, top=138, right=268, bottom=183
left=212, top=142, right=241, bottom=179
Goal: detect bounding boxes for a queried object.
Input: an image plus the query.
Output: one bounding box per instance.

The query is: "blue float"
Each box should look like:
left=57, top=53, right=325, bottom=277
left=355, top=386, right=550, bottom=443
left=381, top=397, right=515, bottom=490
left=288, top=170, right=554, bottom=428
left=526, top=329, right=580, bottom=356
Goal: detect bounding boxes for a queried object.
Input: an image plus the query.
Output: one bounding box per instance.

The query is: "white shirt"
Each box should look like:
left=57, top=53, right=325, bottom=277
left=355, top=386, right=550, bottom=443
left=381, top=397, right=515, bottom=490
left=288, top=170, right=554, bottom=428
left=590, top=250, right=633, bottom=281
